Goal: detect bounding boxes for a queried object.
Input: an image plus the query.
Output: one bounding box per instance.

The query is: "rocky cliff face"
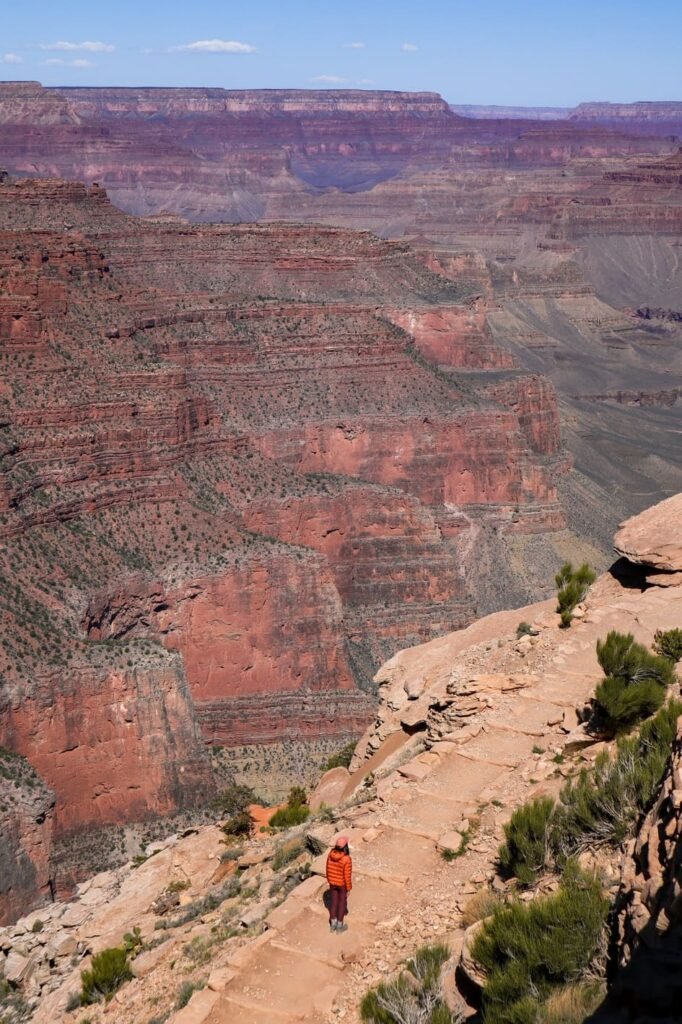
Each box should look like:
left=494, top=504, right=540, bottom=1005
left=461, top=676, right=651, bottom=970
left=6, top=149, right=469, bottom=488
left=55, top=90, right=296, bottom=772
left=0, top=171, right=578, bottom=917
left=611, top=720, right=682, bottom=1018
left=0, top=751, right=55, bottom=927
left=1, top=84, right=680, bottom=539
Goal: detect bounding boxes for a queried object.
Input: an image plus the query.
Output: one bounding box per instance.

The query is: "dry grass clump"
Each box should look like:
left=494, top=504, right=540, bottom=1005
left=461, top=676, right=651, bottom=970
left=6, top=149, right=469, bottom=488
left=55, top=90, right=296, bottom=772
left=461, top=888, right=501, bottom=929
left=538, top=981, right=605, bottom=1023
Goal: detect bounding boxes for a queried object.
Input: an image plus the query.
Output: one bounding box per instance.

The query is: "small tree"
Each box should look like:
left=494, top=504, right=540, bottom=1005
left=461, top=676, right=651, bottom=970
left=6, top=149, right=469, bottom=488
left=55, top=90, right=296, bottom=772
left=555, top=563, right=596, bottom=628
left=269, top=786, right=310, bottom=828
left=653, top=628, right=682, bottom=664
left=498, top=796, right=555, bottom=886
left=593, top=631, right=674, bottom=733
left=212, top=781, right=255, bottom=838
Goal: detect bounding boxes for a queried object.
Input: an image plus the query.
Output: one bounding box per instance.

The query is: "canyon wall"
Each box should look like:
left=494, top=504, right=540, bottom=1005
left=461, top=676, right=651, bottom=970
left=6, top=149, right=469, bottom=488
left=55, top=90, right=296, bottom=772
left=0, top=170, right=577, bottom=917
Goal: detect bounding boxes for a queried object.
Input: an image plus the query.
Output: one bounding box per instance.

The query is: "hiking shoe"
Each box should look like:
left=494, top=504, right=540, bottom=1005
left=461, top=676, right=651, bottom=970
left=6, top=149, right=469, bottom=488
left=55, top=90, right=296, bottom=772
left=336, top=922, right=348, bottom=933
left=330, top=919, right=338, bottom=931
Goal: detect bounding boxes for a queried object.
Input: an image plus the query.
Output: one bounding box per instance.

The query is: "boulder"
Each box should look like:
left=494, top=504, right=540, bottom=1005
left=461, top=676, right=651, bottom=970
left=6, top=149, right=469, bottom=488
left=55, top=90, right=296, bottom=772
left=309, top=767, right=351, bottom=811
left=4, top=949, right=34, bottom=985
left=45, top=933, right=77, bottom=960
left=614, top=494, right=682, bottom=573
left=459, top=920, right=488, bottom=989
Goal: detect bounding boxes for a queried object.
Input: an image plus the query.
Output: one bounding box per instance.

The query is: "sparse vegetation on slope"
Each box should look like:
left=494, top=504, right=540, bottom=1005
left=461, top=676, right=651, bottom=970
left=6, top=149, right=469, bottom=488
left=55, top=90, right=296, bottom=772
left=79, top=946, right=133, bottom=1006
left=555, top=562, right=596, bottom=628
left=497, top=699, right=682, bottom=883
left=361, top=943, right=456, bottom=1024
left=472, top=865, right=608, bottom=1024
left=593, top=630, right=675, bottom=733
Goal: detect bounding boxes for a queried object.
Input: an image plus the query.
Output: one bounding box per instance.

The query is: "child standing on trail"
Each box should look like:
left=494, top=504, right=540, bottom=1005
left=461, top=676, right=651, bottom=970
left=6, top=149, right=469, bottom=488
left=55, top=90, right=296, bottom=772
left=326, top=835, right=352, bottom=932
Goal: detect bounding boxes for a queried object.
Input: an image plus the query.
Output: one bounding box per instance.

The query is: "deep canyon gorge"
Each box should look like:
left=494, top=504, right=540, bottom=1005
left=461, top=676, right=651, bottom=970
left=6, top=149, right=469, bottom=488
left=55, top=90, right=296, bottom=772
left=0, top=82, right=681, bottom=928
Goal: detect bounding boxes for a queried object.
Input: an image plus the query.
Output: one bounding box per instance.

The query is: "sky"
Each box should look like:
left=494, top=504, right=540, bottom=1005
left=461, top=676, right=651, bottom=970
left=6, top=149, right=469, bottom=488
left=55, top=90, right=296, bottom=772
left=1, top=0, right=681, bottom=106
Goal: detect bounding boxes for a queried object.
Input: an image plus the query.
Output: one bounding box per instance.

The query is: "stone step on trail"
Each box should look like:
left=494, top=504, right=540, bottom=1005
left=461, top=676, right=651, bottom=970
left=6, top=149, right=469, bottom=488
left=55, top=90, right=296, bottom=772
left=485, top=694, right=569, bottom=735
left=215, top=939, right=343, bottom=1021
left=356, top=822, right=441, bottom=877
left=269, top=903, right=375, bottom=964
left=414, top=751, right=508, bottom=802
left=379, top=791, right=472, bottom=838
left=455, top=726, right=541, bottom=767
left=209, top=995, right=310, bottom=1023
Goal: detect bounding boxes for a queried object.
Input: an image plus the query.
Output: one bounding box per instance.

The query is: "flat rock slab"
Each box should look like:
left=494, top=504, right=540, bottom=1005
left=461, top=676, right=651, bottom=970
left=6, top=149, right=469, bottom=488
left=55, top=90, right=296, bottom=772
left=210, top=998, right=308, bottom=1023
left=397, top=759, right=433, bottom=782
left=380, top=791, right=470, bottom=839
left=458, top=726, right=540, bottom=767
left=169, top=988, right=221, bottom=1024
left=221, top=941, right=343, bottom=1019
left=415, top=752, right=507, bottom=803
left=270, top=905, right=371, bottom=963
left=266, top=898, right=309, bottom=932
left=487, top=695, right=567, bottom=735
left=357, top=824, right=439, bottom=878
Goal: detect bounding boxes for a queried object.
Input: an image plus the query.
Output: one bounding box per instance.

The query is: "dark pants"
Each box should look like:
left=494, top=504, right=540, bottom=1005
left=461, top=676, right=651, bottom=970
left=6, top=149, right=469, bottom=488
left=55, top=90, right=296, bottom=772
left=329, top=885, right=348, bottom=923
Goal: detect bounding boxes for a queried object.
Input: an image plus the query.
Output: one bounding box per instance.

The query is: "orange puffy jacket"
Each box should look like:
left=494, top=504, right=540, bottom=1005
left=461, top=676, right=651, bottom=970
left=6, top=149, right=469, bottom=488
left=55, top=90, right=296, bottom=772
left=326, top=847, right=352, bottom=891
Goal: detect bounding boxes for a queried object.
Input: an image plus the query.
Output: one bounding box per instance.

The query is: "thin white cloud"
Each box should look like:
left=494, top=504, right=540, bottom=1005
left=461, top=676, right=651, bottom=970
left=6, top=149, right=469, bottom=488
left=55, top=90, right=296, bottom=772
left=2, top=53, right=23, bottom=64
left=40, top=40, right=114, bottom=53
left=357, top=78, right=375, bottom=85
left=343, top=42, right=366, bottom=49
left=401, top=42, right=418, bottom=52
left=311, top=75, right=346, bottom=84
left=44, top=58, right=96, bottom=68
left=171, top=39, right=255, bottom=54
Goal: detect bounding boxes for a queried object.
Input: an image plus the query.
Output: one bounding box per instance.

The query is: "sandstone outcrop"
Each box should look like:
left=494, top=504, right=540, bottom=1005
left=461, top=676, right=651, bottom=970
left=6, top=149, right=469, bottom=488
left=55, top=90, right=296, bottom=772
left=611, top=716, right=682, bottom=1018
left=614, top=492, right=682, bottom=577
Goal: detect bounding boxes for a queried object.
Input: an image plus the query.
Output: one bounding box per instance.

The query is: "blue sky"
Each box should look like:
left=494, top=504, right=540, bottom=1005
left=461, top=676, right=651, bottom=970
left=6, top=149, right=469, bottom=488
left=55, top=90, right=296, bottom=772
left=2, top=0, right=681, bottom=105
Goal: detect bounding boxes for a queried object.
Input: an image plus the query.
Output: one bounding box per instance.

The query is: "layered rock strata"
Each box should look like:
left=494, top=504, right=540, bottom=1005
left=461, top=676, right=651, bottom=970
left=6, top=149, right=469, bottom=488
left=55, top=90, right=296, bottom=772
left=0, top=171, right=574, bottom=915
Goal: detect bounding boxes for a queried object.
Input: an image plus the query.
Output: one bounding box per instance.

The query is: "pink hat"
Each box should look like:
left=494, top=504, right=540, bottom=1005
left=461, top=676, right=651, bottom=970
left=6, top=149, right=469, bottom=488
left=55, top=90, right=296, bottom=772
left=335, top=835, right=349, bottom=848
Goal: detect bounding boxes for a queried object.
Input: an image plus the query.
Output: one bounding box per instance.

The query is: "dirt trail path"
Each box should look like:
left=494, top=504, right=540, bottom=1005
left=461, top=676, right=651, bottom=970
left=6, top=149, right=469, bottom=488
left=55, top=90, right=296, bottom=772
left=184, top=577, right=681, bottom=1024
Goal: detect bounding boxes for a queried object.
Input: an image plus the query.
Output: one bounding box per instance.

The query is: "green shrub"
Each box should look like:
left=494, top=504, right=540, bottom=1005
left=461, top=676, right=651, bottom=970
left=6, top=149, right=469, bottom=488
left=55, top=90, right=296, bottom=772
left=653, top=628, right=682, bottom=663
left=472, top=865, right=608, bottom=1024
left=323, top=741, right=356, bottom=771
left=360, top=943, right=453, bottom=1024
left=553, top=699, right=682, bottom=857
left=269, top=786, right=310, bottom=829
left=269, top=803, right=310, bottom=828
left=272, top=836, right=307, bottom=872
left=596, top=631, right=675, bottom=686
left=221, top=810, right=252, bottom=837
left=122, top=925, right=144, bottom=957
left=593, top=631, right=674, bottom=733
left=498, top=796, right=555, bottom=886
left=516, top=622, right=535, bottom=638
left=555, top=563, right=596, bottom=628
left=175, top=979, right=205, bottom=1009
left=211, top=782, right=255, bottom=817
left=80, top=946, right=133, bottom=1005
left=593, top=675, right=666, bottom=733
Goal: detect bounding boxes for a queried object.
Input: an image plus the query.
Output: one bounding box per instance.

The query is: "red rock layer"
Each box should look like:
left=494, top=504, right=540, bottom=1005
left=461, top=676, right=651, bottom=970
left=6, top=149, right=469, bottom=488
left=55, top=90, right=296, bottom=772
left=0, top=173, right=569, bottom=915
